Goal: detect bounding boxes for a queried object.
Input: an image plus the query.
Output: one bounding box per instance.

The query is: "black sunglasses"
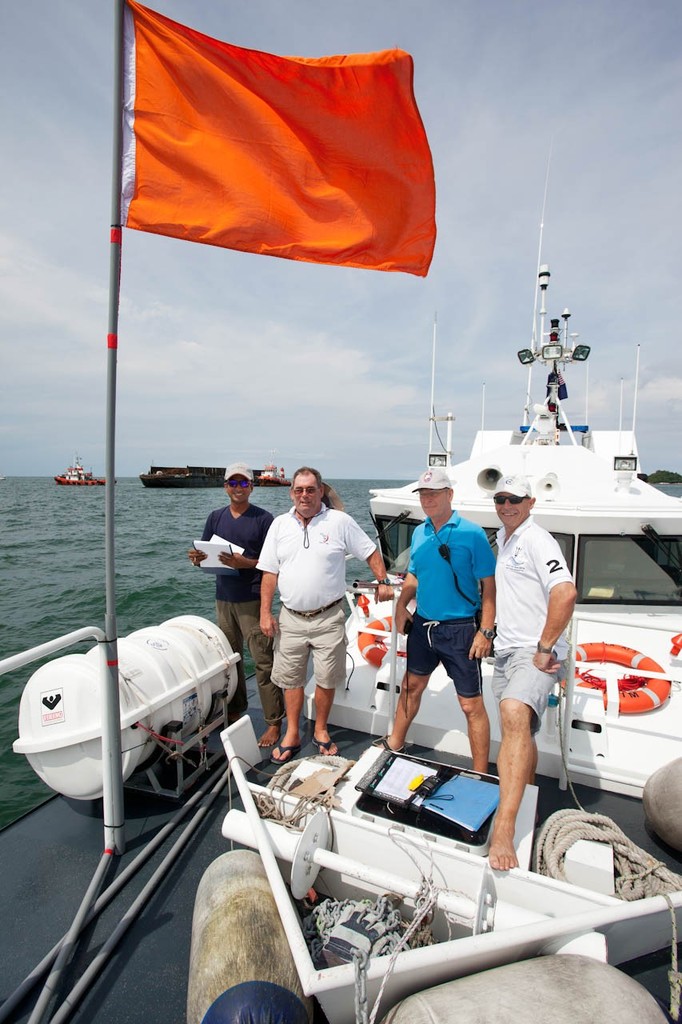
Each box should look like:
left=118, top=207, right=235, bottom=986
left=493, top=494, right=526, bottom=505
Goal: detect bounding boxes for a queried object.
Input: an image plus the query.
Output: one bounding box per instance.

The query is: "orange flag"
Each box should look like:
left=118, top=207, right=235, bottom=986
left=122, top=1, right=436, bottom=276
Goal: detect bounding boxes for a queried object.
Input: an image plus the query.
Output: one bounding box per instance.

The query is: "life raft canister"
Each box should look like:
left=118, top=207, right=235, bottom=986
left=358, top=617, right=393, bottom=667
left=575, top=642, right=671, bottom=714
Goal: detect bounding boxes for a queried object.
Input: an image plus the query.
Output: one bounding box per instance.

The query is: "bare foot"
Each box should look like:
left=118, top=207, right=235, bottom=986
left=488, top=821, right=519, bottom=871
left=257, top=724, right=281, bottom=748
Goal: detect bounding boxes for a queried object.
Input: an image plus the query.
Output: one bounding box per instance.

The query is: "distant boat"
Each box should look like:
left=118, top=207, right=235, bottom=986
left=139, top=464, right=225, bottom=488
left=54, top=456, right=105, bottom=486
left=254, top=462, right=290, bottom=487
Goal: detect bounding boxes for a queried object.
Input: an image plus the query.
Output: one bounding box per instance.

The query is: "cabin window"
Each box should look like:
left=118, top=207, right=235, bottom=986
left=376, top=517, right=575, bottom=581
left=577, top=535, right=682, bottom=605
left=375, top=516, right=419, bottom=574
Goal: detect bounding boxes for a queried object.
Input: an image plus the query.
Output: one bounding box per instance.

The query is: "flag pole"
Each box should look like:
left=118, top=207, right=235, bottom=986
left=100, top=0, right=126, bottom=855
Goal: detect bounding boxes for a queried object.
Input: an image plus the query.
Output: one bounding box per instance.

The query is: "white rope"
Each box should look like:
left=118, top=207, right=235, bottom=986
left=534, top=809, right=682, bottom=900
left=255, top=754, right=353, bottom=830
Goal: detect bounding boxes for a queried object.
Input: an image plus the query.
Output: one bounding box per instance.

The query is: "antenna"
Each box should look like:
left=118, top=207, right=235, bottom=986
left=524, top=145, right=552, bottom=427
left=631, top=344, right=641, bottom=455
left=428, top=312, right=437, bottom=454
left=618, top=377, right=624, bottom=452
left=530, top=145, right=553, bottom=350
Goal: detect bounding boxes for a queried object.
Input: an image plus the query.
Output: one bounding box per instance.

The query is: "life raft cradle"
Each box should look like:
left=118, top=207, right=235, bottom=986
left=574, top=642, right=671, bottom=715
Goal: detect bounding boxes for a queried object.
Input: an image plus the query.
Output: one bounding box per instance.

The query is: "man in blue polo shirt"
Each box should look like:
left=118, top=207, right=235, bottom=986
left=188, top=462, right=284, bottom=747
left=376, top=467, right=496, bottom=772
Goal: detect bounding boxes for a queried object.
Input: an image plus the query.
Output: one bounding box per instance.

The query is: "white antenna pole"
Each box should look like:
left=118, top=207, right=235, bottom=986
left=524, top=150, right=552, bottom=427
left=481, top=381, right=486, bottom=432
left=585, top=362, right=589, bottom=425
left=428, top=312, right=437, bottom=455
left=524, top=365, right=533, bottom=427
left=530, top=147, right=552, bottom=349
left=618, top=377, right=624, bottom=452
left=631, top=344, right=641, bottom=455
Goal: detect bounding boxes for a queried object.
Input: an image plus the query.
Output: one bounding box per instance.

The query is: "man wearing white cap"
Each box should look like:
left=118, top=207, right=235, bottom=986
left=188, top=462, right=284, bottom=747
left=490, top=473, right=576, bottom=870
left=376, top=467, right=497, bottom=772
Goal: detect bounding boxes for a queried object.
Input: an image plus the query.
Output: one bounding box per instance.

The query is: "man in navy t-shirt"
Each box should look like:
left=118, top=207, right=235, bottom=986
left=188, top=462, right=284, bottom=746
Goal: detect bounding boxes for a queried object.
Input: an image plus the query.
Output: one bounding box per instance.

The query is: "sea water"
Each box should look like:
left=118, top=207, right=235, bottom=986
left=0, top=476, right=408, bottom=827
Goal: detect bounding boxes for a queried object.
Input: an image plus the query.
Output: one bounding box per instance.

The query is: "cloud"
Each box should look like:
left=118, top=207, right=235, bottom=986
left=1, top=0, right=681, bottom=477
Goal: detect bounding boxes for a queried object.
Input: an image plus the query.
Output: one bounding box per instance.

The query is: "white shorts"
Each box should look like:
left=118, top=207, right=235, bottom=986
left=273, top=603, right=347, bottom=690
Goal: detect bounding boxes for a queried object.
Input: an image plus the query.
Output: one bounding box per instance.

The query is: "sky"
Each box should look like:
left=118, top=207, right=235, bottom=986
left=1, top=0, right=681, bottom=480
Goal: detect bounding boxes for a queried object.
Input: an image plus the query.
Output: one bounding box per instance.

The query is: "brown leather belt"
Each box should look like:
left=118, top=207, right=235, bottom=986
left=284, top=599, right=343, bottom=619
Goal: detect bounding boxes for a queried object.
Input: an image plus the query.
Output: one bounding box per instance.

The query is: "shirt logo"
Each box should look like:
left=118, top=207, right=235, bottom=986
left=507, top=547, right=525, bottom=572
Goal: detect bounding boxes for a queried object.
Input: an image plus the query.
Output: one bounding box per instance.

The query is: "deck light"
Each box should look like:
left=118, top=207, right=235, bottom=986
left=572, top=344, right=591, bottom=362
left=517, top=349, right=535, bottom=365
left=614, top=456, right=637, bottom=472
left=428, top=453, right=448, bottom=467
left=542, top=343, right=563, bottom=360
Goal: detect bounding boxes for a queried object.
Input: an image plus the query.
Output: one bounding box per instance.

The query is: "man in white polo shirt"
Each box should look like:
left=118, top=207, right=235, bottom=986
left=259, top=466, right=393, bottom=764
left=490, top=474, right=576, bottom=871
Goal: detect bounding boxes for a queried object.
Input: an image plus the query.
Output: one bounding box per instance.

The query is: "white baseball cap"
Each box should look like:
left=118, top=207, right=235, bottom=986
left=493, top=474, right=532, bottom=498
left=224, top=462, right=253, bottom=481
left=413, top=467, right=452, bottom=491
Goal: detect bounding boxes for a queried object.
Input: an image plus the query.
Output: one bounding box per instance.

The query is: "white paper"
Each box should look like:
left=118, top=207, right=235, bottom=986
left=194, top=534, right=244, bottom=570
left=372, top=757, right=438, bottom=805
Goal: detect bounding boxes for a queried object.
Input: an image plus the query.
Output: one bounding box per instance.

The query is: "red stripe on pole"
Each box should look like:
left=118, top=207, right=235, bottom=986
left=110, top=227, right=122, bottom=243
left=107, top=334, right=118, bottom=349
left=107, top=658, right=119, bottom=667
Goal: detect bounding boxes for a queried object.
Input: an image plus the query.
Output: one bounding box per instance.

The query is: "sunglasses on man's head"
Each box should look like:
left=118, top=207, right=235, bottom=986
left=493, top=494, right=526, bottom=505
left=226, top=478, right=250, bottom=488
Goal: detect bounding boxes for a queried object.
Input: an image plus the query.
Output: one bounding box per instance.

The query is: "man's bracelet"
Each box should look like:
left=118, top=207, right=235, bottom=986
left=536, top=642, right=553, bottom=655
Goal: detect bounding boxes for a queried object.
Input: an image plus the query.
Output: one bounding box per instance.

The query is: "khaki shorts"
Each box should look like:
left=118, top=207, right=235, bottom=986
left=273, top=603, right=347, bottom=690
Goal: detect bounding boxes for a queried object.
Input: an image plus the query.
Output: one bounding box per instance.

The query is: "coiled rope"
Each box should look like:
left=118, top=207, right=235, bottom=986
left=254, top=754, right=353, bottom=830
left=534, top=809, right=682, bottom=900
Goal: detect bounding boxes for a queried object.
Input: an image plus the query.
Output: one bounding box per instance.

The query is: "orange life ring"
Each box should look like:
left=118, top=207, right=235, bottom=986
left=358, top=617, right=393, bottom=668
left=574, top=642, right=670, bottom=714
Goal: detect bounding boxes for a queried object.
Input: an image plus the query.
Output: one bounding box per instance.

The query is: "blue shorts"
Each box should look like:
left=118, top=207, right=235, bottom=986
left=406, top=613, right=482, bottom=698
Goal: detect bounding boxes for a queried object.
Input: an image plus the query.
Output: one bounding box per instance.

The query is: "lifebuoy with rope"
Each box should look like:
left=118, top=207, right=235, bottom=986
left=358, top=617, right=399, bottom=668
left=574, top=642, right=670, bottom=714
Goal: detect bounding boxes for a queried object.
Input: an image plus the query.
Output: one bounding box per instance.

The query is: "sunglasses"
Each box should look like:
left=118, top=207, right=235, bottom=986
left=292, top=486, right=318, bottom=495
left=493, top=494, right=526, bottom=505
left=226, top=478, right=250, bottom=488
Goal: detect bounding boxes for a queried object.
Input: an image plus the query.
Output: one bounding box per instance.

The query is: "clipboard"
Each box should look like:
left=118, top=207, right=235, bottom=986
left=355, top=751, right=440, bottom=809
left=421, top=774, right=499, bottom=832
left=194, top=535, right=244, bottom=576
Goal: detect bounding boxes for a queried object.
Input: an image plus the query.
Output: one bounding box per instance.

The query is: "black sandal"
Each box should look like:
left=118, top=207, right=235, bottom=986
left=371, top=735, right=405, bottom=754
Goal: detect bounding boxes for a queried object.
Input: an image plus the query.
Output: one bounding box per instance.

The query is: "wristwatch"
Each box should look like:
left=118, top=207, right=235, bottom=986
left=536, top=642, right=553, bottom=654
left=378, top=578, right=391, bottom=585
left=479, top=626, right=496, bottom=640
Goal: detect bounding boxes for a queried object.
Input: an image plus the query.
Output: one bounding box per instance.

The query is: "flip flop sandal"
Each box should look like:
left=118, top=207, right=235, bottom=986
left=371, top=735, right=405, bottom=753
left=312, top=736, right=338, bottom=755
left=270, top=743, right=302, bottom=764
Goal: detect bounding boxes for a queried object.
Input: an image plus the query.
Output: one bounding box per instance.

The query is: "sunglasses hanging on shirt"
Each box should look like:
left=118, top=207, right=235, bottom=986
left=438, top=542, right=478, bottom=608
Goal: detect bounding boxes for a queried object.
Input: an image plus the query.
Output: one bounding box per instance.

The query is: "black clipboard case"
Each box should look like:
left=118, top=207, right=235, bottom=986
left=354, top=749, right=499, bottom=854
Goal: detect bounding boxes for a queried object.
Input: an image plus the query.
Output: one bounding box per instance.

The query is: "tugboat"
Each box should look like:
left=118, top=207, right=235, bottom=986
left=54, top=455, right=105, bottom=486
left=254, top=462, right=290, bottom=486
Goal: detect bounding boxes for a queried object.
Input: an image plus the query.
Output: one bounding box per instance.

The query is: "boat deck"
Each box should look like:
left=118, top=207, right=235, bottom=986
left=1, top=684, right=680, bottom=1023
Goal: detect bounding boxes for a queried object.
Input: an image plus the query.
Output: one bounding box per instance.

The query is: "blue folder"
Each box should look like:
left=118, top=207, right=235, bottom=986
left=421, top=774, right=499, bottom=832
